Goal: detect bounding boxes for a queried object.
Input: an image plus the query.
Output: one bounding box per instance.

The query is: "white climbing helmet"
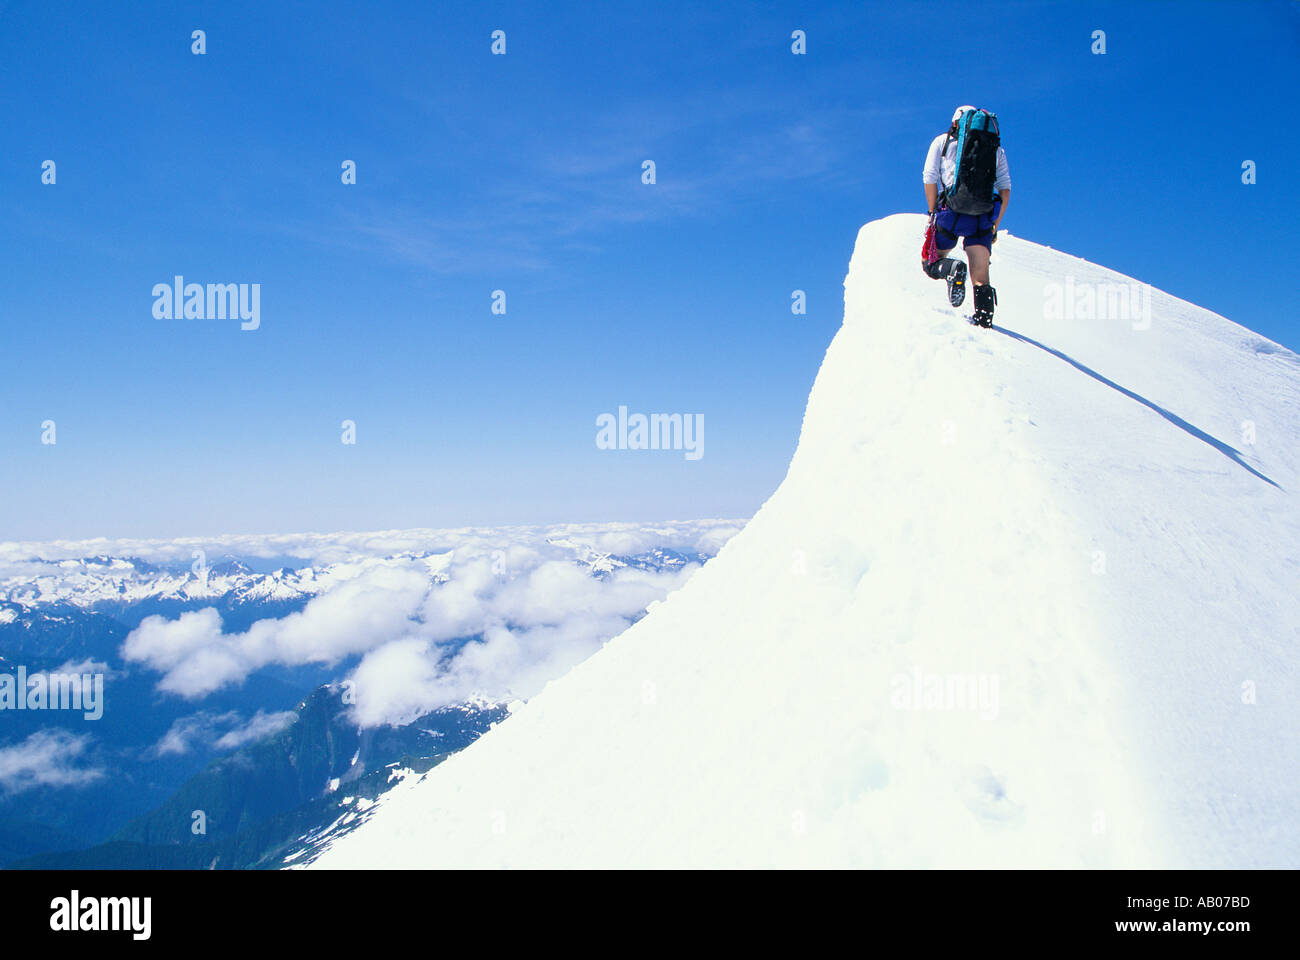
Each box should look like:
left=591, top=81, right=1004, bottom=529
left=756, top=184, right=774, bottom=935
left=952, top=104, right=976, bottom=124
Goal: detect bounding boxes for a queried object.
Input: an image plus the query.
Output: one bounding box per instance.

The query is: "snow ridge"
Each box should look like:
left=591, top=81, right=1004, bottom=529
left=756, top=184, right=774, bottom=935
left=308, top=216, right=1299, bottom=869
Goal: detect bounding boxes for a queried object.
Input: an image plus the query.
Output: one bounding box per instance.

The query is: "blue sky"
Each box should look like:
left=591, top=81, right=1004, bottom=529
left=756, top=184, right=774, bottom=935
left=2, top=0, right=1294, bottom=541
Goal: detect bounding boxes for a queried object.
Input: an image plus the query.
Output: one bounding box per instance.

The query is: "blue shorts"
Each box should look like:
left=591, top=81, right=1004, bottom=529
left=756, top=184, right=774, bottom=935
left=935, top=199, right=1001, bottom=251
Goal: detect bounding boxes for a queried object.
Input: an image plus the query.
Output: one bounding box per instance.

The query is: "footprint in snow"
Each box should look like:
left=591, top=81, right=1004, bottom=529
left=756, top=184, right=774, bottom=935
left=958, top=764, right=1025, bottom=826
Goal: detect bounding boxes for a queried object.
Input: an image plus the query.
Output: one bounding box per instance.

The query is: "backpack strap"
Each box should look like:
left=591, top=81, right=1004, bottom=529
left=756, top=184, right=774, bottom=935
left=936, top=129, right=954, bottom=208
left=950, top=112, right=971, bottom=197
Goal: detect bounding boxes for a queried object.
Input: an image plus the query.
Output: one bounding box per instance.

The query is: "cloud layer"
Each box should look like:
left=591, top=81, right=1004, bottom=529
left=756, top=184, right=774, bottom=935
left=124, top=563, right=432, bottom=697
left=0, top=730, right=104, bottom=794
left=347, top=557, right=694, bottom=727
left=153, top=709, right=298, bottom=756
left=107, top=521, right=740, bottom=726
left=0, top=519, right=741, bottom=576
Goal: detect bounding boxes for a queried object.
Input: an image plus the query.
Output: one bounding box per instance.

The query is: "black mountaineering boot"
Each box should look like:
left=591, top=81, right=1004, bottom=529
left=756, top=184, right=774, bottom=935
left=925, top=257, right=967, bottom=306
left=924, top=257, right=952, bottom=279
left=924, top=258, right=967, bottom=309
left=973, top=284, right=996, bottom=328
left=946, top=260, right=967, bottom=308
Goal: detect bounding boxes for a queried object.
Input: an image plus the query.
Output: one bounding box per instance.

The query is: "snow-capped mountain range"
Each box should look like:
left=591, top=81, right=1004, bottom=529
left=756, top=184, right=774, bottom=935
left=0, top=553, right=452, bottom=615
left=0, top=542, right=710, bottom=613
left=2, top=555, right=323, bottom=610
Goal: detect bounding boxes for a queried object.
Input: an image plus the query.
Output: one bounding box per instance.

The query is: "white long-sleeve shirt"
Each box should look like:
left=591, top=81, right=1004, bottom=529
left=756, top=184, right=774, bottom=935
left=922, top=132, right=1011, bottom=194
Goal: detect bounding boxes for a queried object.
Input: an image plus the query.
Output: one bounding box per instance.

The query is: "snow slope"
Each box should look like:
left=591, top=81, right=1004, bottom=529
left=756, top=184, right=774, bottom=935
left=309, top=215, right=1300, bottom=869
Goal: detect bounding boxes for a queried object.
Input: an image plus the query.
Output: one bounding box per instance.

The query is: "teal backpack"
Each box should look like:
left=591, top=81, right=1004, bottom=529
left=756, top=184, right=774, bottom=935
left=943, top=108, right=1000, bottom=216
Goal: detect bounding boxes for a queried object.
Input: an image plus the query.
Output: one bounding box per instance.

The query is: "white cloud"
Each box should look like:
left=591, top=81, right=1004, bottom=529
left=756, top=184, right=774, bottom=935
left=53, top=658, right=112, bottom=677
left=153, top=709, right=298, bottom=756
left=100, top=521, right=740, bottom=723
left=153, top=712, right=229, bottom=757
left=347, top=637, right=442, bottom=729
left=347, top=560, right=695, bottom=727
left=0, top=730, right=104, bottom=794
left=213, top=710, right=297, bottom=750
left=123, top=564, right=431, bottom=697
left=123, top=608, right=224, bottom=673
